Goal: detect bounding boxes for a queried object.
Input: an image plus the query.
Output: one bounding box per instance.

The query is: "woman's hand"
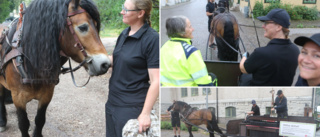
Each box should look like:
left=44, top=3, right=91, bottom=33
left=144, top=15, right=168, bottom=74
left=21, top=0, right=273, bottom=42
left=138, top=113, right=151, bottom=133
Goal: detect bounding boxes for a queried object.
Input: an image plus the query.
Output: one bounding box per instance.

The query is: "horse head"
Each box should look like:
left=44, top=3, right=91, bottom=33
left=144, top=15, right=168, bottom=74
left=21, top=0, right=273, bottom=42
left=61, top=0, right=111, bottom=76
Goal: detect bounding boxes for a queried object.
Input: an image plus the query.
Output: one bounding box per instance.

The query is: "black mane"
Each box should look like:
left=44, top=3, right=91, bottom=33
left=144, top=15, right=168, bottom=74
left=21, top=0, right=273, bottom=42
left=20, top=0, right=100, bottom=81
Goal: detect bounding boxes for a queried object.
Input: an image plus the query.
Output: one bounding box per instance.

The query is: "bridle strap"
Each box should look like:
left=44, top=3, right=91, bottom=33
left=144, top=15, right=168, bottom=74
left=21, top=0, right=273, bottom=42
left=68, top=9, right=86, bottom=17
left=66, top=9, right=88, bottom=57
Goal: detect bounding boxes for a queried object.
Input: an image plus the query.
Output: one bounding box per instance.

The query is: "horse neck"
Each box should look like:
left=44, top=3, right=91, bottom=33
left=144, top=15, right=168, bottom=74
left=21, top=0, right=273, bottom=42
left=180, top=105, right=192, bottom=118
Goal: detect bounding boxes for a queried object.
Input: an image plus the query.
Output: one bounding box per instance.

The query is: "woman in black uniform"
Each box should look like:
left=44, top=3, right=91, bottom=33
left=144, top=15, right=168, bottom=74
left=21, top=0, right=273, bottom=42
left=105, top=0, right=159, bottom=136
left=206, top=0, right=215, bottom=32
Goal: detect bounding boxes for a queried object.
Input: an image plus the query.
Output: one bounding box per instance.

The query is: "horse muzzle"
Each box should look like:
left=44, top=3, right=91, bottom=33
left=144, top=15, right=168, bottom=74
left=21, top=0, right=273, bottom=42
left=87, top=54, right=111, bottom=76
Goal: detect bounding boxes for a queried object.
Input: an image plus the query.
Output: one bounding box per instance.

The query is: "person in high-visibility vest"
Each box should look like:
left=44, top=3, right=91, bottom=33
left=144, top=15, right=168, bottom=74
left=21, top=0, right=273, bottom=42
left=161, top=16, right=216, bottom=87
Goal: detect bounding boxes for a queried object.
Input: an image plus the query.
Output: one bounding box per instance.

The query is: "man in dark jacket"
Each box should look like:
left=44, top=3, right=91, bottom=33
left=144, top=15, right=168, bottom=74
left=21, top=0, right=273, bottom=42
left=167, top=101, right=181, bottom=137
left=272, top=90, right=288, bottom=118
left=247, top=100, right=260, bottom=116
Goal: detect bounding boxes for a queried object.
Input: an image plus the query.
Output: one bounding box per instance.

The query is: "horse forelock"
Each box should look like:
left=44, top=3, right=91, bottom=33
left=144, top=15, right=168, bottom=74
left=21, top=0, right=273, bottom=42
left=80, top=0, right=101, bottom=33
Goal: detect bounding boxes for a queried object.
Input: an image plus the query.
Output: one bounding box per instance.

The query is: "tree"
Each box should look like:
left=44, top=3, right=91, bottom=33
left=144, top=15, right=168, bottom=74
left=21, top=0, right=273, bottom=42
left=0, top=0, right=14, bottom=22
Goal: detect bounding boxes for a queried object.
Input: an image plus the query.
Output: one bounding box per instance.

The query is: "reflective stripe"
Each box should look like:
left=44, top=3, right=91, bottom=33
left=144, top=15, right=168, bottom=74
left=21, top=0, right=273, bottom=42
left=160, top=75, right=194, bottom=86
left=191, top=67, right=208, bottom=80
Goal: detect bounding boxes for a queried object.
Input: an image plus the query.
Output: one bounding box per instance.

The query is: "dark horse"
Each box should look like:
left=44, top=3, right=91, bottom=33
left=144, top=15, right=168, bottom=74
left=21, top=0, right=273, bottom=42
left=171, top=101, right=226, bottom=137
left=0, top=0, right=111, bottom=136
left=209, top=7, right=239, bottom=61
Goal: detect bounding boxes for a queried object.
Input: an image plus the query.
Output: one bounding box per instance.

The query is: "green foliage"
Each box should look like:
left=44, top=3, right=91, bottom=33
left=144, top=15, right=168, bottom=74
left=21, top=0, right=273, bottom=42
left=161, top=121, right=173, bottom=130
left=252, top=1, right=264, bottom=18
left=94, top=0, right=159, bottom=35
left=252, top=0, right=319, bottom=21
left=297, top=23, right=304, bottom=28
left=0, top=0, right=14, bottom=22
left=161, top=121, right=199, bottom=131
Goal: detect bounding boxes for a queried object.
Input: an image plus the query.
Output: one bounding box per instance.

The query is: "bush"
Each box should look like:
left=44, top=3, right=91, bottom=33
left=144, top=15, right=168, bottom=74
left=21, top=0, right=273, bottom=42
left=95, top=0, right=159, bottom=33
left=252, top=1, right=318, bottom=21
left=252, top=1, right=264, bottom=18
left=161, top=121, right=199, bottom=131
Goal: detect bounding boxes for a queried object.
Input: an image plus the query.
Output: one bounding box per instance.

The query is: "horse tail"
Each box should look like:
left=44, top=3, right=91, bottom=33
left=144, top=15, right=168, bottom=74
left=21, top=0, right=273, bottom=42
left=210, top=110, right=224, bottom=135
left=216, top=15, right=238, bottom=61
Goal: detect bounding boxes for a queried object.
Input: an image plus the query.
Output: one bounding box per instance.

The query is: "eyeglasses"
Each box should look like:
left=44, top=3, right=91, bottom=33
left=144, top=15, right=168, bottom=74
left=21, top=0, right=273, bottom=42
left=264, top=21, right=275, bottom=26
left=122, top=4, right=140, bottom=14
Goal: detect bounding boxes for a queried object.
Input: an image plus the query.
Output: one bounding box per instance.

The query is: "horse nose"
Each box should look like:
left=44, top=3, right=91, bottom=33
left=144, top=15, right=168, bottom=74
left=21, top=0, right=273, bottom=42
left=100, top=62, right=110, bottom=72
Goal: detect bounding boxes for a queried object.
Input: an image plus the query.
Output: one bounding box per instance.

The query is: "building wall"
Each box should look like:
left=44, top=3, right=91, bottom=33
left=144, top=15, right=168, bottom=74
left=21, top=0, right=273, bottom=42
left=161, top=88, right=313, bottom=122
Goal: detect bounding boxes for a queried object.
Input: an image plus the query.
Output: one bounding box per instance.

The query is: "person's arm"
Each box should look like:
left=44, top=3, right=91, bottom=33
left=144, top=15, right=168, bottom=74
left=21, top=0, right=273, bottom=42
left=138, top=68, right=159, bottom=133
left=247, top=111, right=254, bottom=115
left=206, top=11, right=213, bottom=16
left=108, top=55, right=113, bottom=68
left=274, top=97, right=287, bottom=110
left=239, top=57, right=248, bottom=74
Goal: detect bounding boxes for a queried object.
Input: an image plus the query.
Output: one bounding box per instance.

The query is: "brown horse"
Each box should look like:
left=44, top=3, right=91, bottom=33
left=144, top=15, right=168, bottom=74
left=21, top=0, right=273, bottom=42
left=0, top=0, right=110, bottom=136
left=209, top=7, right=239, bottom=61
left=171, top=101, right=226, bottom=137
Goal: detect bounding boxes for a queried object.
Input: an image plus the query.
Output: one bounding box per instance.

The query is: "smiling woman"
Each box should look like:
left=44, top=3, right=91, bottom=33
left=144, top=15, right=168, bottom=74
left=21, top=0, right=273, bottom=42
left=294, top=33, right=320, bottom=86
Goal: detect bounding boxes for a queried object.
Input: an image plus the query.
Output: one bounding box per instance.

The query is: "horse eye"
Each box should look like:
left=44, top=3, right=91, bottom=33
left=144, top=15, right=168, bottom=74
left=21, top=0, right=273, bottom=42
left=78, top=24, right=88, bottom=32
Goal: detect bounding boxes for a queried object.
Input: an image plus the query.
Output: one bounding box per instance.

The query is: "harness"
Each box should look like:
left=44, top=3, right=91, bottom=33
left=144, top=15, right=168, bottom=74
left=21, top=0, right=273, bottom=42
left=0, top=3, right=91, bottom=85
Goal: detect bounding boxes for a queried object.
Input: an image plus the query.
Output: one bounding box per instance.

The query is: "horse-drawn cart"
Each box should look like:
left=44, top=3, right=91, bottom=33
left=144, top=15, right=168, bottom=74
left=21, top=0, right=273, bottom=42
left=226, top=116, right=320, bottom=137
left=205, top=60, right=241, bottom=86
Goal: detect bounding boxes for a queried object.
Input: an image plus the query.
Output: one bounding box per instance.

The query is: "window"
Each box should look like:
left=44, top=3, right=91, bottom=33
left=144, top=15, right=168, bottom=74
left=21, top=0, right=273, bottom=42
left=191, top=88, right=198, bottom=96
left=266, top=107, right=271, bottom=115
left=226, top=107, right=236, bottom=117
left=209, top=107, right=215, bottom=114
left=202, top=88, right=211, bottom=95
left=181, top=88, right=188, bottom=97
left=303, top=0, right=316, bottom=4
left=264, top=0, right=280, bottom=3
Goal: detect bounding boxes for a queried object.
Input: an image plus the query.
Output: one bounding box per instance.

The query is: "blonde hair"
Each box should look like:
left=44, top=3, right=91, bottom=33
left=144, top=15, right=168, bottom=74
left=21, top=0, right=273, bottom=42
left=131, top=0, right=153, bottom=27
left=282, top=27, right=290, bottom=39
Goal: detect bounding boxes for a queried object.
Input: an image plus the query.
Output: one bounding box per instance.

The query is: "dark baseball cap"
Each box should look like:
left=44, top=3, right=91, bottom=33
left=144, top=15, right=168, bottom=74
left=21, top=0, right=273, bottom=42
left=257, top=8, right=290, bottom=28
left=251, top=100, right=256, bottom=104
left=294, top=33, right=320, bottom=47
left=277, top=90, right=283, bottom=95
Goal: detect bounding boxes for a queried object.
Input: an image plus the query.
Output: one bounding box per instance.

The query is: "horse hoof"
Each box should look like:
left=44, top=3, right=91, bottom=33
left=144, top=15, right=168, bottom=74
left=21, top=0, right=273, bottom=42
left=0, top=126, right=6, bottom=132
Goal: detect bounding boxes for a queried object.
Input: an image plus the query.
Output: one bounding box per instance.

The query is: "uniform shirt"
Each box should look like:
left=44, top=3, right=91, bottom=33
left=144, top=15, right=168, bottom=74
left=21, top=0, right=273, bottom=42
left=274, top=96, right=288, bottom=113
left=295, top=76, right=320, bottom=86
left=251, top=105, right=260, bottom=116
left=244, top=39, right=299, bottom=86
left=108, top=23, right=159, bottom=107
left=167, top=105, right=180, bottom=119
left=160, top=37, right=213, bottom=86
left=206, top=2, right=215, bottom=20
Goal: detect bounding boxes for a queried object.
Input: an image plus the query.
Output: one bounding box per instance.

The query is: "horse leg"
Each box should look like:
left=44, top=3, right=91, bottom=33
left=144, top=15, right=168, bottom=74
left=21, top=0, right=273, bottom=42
left=0, top=86, right=7, bottom=132
left=33, top=87, right=54, bottom=137
left=11, top=89, right=31, bottom=137
left=207, top=122, right=214, bottom=137
left=15, top=104, right=30, bottom=137
left=186, top=124, right=193, bottom=137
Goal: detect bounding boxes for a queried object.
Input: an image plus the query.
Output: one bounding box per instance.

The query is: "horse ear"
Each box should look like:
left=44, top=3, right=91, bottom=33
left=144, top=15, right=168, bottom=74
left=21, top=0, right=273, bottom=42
left=74, top=0, right=80, bottom=9
left=70, top=0, right=81, bottom=10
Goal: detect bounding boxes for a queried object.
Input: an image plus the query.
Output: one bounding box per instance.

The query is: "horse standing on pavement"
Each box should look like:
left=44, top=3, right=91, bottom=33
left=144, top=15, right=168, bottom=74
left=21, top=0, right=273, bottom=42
left=171, top=101, right=226, bottom=137
left=209, top=6, right=240, bottom=61
left=0, top=0, right=111, bottom=136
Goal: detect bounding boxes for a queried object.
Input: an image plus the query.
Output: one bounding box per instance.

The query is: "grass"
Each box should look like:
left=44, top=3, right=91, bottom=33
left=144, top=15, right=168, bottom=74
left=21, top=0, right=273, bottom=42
left=100, top=27, right=123, bottom=38
left=161, top=121, right=199, bottom=131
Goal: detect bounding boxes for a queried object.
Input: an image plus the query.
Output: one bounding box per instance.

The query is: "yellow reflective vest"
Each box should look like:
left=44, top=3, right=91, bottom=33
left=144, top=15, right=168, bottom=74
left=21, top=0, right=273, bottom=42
left=161, top=38, right=214, bottom=86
